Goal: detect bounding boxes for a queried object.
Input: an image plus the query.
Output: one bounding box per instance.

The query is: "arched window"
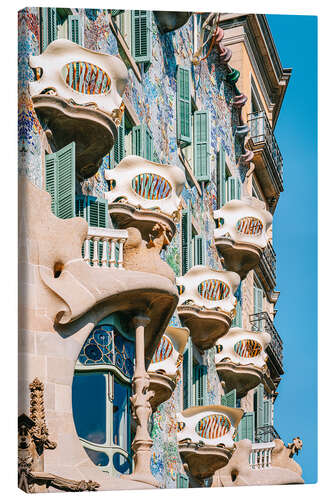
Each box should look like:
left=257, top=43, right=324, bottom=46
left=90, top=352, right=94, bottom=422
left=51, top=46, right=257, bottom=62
left=72, top=317, right=134, bottom=476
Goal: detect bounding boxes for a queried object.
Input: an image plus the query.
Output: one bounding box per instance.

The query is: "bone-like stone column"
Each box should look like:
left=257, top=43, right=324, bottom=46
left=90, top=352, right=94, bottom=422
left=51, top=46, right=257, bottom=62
left=123, top=315, right=158, bottom=487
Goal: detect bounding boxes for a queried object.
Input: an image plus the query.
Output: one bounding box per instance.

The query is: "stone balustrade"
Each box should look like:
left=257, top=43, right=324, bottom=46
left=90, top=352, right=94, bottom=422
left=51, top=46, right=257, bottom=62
left=83, top=226, right=128, bottom=269
left=250, top=442, right=275, bottom=470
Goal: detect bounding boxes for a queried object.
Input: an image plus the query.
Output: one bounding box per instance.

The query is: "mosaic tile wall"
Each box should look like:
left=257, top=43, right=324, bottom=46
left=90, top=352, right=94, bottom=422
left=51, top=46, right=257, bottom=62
left=18, top=8, right=243, bottom=487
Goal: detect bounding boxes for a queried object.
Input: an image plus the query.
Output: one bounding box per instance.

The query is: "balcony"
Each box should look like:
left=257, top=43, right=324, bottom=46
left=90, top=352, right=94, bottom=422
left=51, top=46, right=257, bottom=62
left=214, top=199, right=273, bottom=279
left=250, top=441, right=275, bottom=469
left=105, top=155, right=185, bottom=244
left=154, top=11, right=192, bottom=33
left=177, top=405, right=244, bottom=481
left=255, top=424, right=281, bottom=444
left=29, top=39, right=128, bottom=180
left=215, top=327, right=271, bottom=397
left=250, top=312, right=284, bottom=380
left=82, top=227, right=128, bottom=268
left=176, top=266, right=240, bottom=350
left=148, top=326, right=189, bottom=411
left=247, top=111, right=283, bottom=207
left=255, top=241, right=277, bottom=299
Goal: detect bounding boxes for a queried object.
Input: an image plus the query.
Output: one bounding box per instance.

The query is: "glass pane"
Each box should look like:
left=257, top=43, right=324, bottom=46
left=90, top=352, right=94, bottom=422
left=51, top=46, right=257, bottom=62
left=113, top=452, right=132, bottom=474
left=72, top=372, right=106, bottom=444
left=113, top=378, right=130, bottom=451
left=84, top=448, right=109, bottom=467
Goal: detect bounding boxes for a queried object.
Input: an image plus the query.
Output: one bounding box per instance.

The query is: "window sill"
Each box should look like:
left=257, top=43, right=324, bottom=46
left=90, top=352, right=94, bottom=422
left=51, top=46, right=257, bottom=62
left=178, top=147, right=202, bottom=196
left=108, top=15, right=142, bottom=82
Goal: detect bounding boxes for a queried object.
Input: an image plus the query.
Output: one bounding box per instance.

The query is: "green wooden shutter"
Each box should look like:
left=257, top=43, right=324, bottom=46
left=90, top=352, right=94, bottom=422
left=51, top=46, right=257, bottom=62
left=177, top=66, right=191, bottom=145
left=112, top=115, right=125, bottom=166
left=194, top=365, right=207, bottom=406
left=194, top=235, right=205, bottom=266
left=194, top=111, right=211, bottom=182
left=263, top=399, right=272, bottom=442
left=131, top=11, right=152, bottom=64
left=253, top=284, right=263, bottom=330
left=176, top=472, right=189, bottom=488
left=227, top=177, right=242, bottom=201
left=181, top=206, right=192, bottom=275
left=132, top=125, right=152, bottom=160
left=221, top=389, right=236, bottom=408
left=87, top=197, right=108, bottom=228
left=256, top=383, right=264, bottom=431
left=236, top=178, right=242, bottom=200
left=45, top=142, right=75, bottom=219
left=217, top=147, right=226, bottom=208
left=237, top=412, right=255, bottom=442
left=68, top=15, right=82, bottom=45
left=111, top=10, right=125, bottom=17
left=41, top=7, right=57, bottom=52
left=183, top=339, right=193, bottom=409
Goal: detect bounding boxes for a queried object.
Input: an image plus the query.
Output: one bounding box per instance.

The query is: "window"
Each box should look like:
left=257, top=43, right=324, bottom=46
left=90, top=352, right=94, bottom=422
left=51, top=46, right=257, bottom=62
left=182, top=339, right=207, bottom=409
left=221, top=389, right=236, bottom=408
left=252, top=178, right=264, bottom=201
left=176, top=472, right=189, bottom=488
left=131, top=11, right=152, bottom=65
left=231, top=284, right=242, bottom=328
left=182, top=339, right=193, bottom=410
left=177, top=66, right=192, bottom=146
left=40, top=7, right=57, bottom=52
left=40, top=8, right=74, bottom=52
left=194, top=235, right=206, bottom=266
left=72, top=319, right=134, bottom=475
left=132, top=124, right=153, bottom=160
left=193, top=110, right=211, bottom=182
left=68, top=15, right=83, bottom=45
left=237, top=412, right=255, bottom=442
left=227, top=176, right=242, bottom=201
left=193, top=362, right=208, bottom=406
left=45, top=142, right=76, bottom=219
left=181, top=204, right=192, bottom=275
left=253, top=276, right=264, bottom=330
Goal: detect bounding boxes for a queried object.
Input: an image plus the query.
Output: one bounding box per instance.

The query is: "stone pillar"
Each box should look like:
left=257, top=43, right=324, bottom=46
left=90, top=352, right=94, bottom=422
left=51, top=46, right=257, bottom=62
left=123, top=315, right=158, bottom=487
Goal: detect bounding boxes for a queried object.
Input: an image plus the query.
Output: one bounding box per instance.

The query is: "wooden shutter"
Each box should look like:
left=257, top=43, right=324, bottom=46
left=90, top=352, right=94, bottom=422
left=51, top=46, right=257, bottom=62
left=111, top=116, right=125, bottom=167
left=236, top=178, right=242, bottom=200
left=176, top=472, right=189, bottom=488
left=177, top=66, right=191, bottom=145
left=68, top=15, right=82, bottom=45
left=217, top=147, right=226, bottom=208
left=194, top=365, right=207, bottom=406
left=181, top=206, right=192, bottom=275
left=263, top=399, right=272, bottom=442
left=194, top=235, right=205, bottom=266
left=237, top=412, right=255, bottom=442
left=111, top=10, right=125, bottom=16
left=227, top=177, right=242, bottom=201
left=194, top=111, right=211, bottom=182
left=41, top=7, right=57, bottom=52
left=131, top=11, right=152, bottom=64
left=132, top=124, right=152, bottom=160
left=75, top=195, right=108, bottom=228
left=255, top=384, right=264, bottom=431
left=221, top=389, right=236, bottom=408
left=183, top=339, right=193, bottom=409
left=253, top=283, right=264, bottom=330
left=45, top=142, right=75, bottom=219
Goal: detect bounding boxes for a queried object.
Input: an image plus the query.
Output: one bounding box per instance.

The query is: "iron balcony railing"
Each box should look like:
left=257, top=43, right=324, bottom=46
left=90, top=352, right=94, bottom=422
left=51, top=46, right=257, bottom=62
left=255, top=424, right=281, bottom=443
left=249, top=312, right=283, bottom=373
left=258, top=241, right=276, bottom=289
left=248, top=110, right=283, bottom=187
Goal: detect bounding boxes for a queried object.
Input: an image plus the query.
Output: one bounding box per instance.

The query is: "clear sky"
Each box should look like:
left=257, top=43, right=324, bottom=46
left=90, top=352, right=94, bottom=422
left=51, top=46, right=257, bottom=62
left=266, top=14, right=317, bottom=484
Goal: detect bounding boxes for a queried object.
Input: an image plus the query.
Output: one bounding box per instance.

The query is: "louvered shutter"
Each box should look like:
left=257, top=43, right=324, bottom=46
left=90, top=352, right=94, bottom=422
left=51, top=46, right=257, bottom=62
left=253, top=284, right=263, bottom=330
left=41, top=7, right=57, bottom=52
left=68, top=15, right=82, bottom=45
left=263, top=399, right=272, bottom=442
left=131, top=11, right=152, bottom=64
left=183, top=339, right=193, bottom=409
left=231, top=300, right=242, bottom=328
left=194, top=365, right=207, bottom=406
left=145, top=127, right=153, bottom=161
left=132, top=125, right=143, bottom=156
left=176, top=473, right=189, bottom=488
left=181, top=206, right=192, bottom=275
left=111, top=116, right=125, bottom=167
left=177, top=66, right=191, bottom=145
left=194, top=235, right=205, bottom=266
left=45, top=153, right=57, bottom=215
left=237, top=412, right=255, bottom=442
left=236, top=178, right=242, bottom=200
left=221, top=389, right=236, bottom=408
left=132, top=125, right=152, bottom=160
left=194, top=111, right=211, bottom=182
left=217, top=147, right=226, bottom=208
left=256, top=384, right=264, bottom=432
left=45, top=142, right=75, bottom=219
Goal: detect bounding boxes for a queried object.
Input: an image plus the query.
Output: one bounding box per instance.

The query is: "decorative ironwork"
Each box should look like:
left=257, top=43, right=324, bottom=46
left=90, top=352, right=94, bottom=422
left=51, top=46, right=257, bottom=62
left=78, top=324, right=135, bottom=379
left=248, top=110, right=283, bottom=188
left=258, top=241, right=277, bottom=289
left=255, top=424, right=281, bottom=443
left=249, top=312, right=283, bottom=373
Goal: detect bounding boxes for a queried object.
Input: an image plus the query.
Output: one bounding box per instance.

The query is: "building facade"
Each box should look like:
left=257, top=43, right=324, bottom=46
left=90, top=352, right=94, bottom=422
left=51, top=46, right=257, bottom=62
left=18, top=8, right=303, bottom=492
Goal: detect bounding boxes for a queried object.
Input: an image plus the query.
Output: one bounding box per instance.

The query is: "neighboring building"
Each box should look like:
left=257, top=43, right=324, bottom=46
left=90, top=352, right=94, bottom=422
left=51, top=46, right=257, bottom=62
left=18, top=8, right=303, bottom=493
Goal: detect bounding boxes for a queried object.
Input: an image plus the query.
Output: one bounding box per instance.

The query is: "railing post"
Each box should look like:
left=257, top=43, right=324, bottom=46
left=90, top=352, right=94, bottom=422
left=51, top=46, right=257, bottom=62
left=92, top=236, right=99, bottom=267
left=84, top=236, right=91, bottom=265
left=118, top=238, right=125, bottom=269
left=109, top=239, right=116, bottom=268
left=101, top=238, right=108, bottom=268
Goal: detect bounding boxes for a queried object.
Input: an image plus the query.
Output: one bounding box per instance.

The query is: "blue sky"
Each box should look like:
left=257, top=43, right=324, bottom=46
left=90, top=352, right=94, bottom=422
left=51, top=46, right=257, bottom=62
left=266, top=15, right=317, bottom=484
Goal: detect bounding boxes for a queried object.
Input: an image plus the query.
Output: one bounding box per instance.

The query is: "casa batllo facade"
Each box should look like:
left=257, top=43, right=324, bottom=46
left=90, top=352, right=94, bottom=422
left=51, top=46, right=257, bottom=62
left=18, top=7, right=303, bottom=492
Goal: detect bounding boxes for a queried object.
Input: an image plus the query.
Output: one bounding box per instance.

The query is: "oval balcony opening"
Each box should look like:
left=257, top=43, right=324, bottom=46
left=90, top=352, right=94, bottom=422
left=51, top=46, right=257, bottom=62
left=62, top=62, right=112, bottom=95
left=198, top=279, right=230, bottom=301
left=195, top=414, right=231, bottom=439
left=233, top=339, right=262, bottom=358
left=151, top=335, right=174, bottom=363
left=236, top=217, right=263, bottom=236
left=131, top=173, right=172, bottom=200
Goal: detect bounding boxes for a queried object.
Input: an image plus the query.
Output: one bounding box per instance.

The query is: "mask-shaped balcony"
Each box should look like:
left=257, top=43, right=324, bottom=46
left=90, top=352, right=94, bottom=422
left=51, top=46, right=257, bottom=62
left=214, top=199, right=273, bottom=279
left=215, top=327, right=271, bottom=398
left=148, top=326, right=189, bottom=411
left=105, top=155, right=186, bottom=244
left=154, top=11, right=192, bottom=33
left=176, top=266, right=240, bottom=350
left=177, top=405, right=244, bottom=481
left=29, top=39, right=128, bottom=180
